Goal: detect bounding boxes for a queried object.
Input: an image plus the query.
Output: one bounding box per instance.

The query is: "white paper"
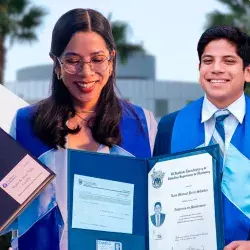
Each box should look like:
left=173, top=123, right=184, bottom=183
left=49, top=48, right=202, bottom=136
left=72, top=175, right=134, bottom=234
left=97, top=240, right=122, bottom=250
left=0, top=154, right=51, bottom=204
left=0, top=85, right=27, bottom=133
left=148, top=153, right=217, bottom=250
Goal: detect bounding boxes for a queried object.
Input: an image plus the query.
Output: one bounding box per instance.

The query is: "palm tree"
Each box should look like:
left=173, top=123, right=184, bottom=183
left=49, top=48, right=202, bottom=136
left=205, top=0, right=250, bottom=34
left=0, top=0, right=47, bottom=85
left=205, top=0, right=250, bottom=94
left=108, top=14, right=145, bottom=63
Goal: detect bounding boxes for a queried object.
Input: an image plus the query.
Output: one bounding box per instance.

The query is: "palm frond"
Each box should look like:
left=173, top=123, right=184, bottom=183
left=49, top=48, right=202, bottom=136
left=117, top=43, right=144, bottom=63
left=107, top=13, right=145, bottom=63
left=0, top=11, right=10, bottom=35
left=0, top=0, right=9, bottom=9
left=205, top=11, right=236, bottom=29
left=220, top=0, right=246, bottom=13
left=205, top=0, right=250, bottom=34
left=111, top=21, right=128, bottom=44
left=19, top=6, right=47, bottom=29
left=242, top=0, right=250, bottom=4
left=0, top=0, right=46, bottom=85
left=8, top=0, right=28, bottom=15
left=13, top=29, right=37, bottom=43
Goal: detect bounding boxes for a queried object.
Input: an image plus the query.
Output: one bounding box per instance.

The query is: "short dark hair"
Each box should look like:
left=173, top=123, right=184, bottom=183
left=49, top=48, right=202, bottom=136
left=32, top=8, right=137, bottom=148
left=197, top=25, right=250, bottom=69
left=154, top=202, right=162, bottom=207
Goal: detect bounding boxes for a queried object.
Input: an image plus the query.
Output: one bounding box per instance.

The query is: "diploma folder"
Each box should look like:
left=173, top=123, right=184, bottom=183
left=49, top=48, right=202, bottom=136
left=67, top=145, right=224, bottom=250
left=0, top=127, right=55, bottom=232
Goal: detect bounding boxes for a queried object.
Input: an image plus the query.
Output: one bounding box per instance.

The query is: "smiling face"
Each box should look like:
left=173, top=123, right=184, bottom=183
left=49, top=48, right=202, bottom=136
left=199, top=39, right=250, bottom=108
left=56, top=31, right=114, bottom=111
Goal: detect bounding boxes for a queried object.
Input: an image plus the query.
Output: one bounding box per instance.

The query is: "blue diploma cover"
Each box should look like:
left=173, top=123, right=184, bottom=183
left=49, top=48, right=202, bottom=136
left=67, top=145, right=224, bottom=250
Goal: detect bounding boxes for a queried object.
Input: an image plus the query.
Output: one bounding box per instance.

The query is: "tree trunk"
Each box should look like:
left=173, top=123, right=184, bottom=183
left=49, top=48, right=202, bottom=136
left=0, top=35, right=6, bottom=85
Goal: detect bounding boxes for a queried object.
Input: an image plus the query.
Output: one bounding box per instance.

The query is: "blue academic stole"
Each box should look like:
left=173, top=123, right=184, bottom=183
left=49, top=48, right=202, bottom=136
left=15, top=104, right=151, bottom=159
left=170, top=95, right=250, bottom=245
left=15, top=103, right=151, bottom=250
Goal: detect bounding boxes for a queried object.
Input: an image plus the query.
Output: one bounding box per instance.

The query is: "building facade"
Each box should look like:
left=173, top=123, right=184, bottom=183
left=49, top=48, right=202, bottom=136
left=5, top=54, right=204, bottom=120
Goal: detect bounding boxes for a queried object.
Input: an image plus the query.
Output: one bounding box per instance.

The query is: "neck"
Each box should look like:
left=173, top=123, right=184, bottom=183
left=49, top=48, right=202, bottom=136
left=207, top=92, right=243, bottom=109
left=74, top=100, right=97, bottom=113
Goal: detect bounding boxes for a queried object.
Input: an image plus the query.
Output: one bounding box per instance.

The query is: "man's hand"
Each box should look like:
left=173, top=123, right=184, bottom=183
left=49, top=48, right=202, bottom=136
left=224, top=241, right=250, bottom=250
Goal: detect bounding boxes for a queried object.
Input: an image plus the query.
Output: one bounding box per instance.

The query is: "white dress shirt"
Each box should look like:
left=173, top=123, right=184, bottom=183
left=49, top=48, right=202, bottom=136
left=201, top=94, right=245, bottom=151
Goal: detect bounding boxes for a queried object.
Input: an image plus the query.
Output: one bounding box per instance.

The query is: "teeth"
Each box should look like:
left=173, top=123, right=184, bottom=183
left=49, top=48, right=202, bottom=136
left=210, top=80, right=227, bottom=83
left=77, top=81, right=95, bottom=88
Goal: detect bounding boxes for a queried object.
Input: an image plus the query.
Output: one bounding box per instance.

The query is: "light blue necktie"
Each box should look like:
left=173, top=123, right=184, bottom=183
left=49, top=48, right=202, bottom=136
left=210, top=109, right=230, bottom=178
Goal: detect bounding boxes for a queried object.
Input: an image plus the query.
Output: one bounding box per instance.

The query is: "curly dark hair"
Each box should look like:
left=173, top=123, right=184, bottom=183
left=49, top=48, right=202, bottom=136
left=32, top=8, right=134, bottom=149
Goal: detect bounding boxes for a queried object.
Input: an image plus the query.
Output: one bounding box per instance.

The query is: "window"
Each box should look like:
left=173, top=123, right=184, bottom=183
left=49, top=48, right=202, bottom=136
left=155, top=99, right=168, bottom=117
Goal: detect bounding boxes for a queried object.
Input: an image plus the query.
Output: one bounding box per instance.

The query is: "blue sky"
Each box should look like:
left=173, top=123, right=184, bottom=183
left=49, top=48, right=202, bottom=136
left=4, top=0, right=226, bottom=83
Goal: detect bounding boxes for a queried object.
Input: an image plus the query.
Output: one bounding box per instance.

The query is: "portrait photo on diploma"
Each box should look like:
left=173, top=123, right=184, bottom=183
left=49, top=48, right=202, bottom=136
left=150, top=202, right=166, bottom=227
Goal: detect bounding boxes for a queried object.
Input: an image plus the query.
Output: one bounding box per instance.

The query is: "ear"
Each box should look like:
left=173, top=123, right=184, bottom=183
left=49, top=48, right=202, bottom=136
left=54, top=65, right=61, bottom=78
left=109, top=50, right=116, bottom=75
left=198, top=63, right=201, bottom=83
left=244, top=64, right=250, bottom=83
left=110, top=49, right=116, bottom=58
left=198, top=62, right=201, bottom=70
left=50, top=53, right=61, bottom=78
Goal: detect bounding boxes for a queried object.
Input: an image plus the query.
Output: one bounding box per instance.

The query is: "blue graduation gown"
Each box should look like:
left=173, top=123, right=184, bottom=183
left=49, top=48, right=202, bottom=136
left=12, top=103, right=151, bottom=250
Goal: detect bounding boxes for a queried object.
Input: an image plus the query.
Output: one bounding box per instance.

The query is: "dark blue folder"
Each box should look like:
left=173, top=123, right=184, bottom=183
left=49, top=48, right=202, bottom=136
left=0, top=127, right=55, bottom=232
left=67, top=145, right=224, bottom=250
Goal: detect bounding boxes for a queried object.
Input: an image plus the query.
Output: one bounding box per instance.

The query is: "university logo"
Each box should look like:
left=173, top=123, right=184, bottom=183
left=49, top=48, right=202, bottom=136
left=151, top=169, right=165, bottom=188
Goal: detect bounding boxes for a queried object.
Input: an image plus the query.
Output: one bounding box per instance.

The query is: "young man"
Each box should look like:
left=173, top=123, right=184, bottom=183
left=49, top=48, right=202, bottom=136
left=150, top=202, right=166, bottom=227
left=154, top=26, right=250, bottom=250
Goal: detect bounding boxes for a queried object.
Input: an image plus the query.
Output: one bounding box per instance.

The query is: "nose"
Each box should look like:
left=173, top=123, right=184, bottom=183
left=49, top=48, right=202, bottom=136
left=77, top=62, right=94, bottom=77
left=211, top=61, right=226, bottom=74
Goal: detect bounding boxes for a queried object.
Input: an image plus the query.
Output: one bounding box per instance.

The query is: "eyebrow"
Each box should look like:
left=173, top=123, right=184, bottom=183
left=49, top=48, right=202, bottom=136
left=91, top=50, right=106, bottom=55
left=63, top=50, right=106, bottom=57
left=223, top=55, right=238, bottom=59
left=201, top=54, right=238, bottom=59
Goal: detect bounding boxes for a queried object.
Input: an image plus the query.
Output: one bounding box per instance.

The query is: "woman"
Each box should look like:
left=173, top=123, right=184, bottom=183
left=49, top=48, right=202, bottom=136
left=8, top=8, right=157, bottom=250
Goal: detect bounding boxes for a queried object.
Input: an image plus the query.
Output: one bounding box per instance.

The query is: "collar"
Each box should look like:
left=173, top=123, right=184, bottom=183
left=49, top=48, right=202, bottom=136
left=201, top=94, right=245, bottom=124
left=97, top=144, right=110, bottom=154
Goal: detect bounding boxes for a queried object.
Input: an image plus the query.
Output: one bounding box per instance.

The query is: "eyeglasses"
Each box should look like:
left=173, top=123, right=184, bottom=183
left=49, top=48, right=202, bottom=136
left=52, top=53, right=112, bottom=75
